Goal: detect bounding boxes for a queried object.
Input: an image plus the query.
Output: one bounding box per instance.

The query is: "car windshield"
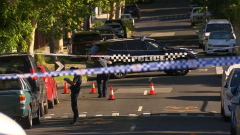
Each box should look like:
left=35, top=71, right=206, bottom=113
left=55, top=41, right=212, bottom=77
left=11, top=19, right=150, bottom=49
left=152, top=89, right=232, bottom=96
left=105, top=25, right=121, bottom=29
left=98, top=29, right=113, bottom=34
left=206, top=24, right=232, bottom=32
left=121, top=15, right=130, bottom=19
left=209, top=32, right=234, bottom=39
left=72, top=34, right=102, bottom=42
left=125, top=5, right=137, bottom=9
left=193, top=8, right=203, bottom=13
left=0, top=79, right=22, bottom=90
left=231, top=73, right=240, bottom=87
left=0, top=58, right=26, bottom=74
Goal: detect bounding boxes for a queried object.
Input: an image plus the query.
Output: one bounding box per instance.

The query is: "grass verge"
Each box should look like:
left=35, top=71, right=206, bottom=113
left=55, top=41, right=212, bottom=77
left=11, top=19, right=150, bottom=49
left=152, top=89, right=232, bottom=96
left=54, top=75, right=87, bottom=83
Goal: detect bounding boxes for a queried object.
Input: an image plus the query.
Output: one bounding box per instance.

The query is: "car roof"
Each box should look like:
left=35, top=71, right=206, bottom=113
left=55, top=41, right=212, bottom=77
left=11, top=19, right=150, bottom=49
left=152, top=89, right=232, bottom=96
left=208, top=19, right=230, bottom=24
left=96, top=38, right=154, bottom=44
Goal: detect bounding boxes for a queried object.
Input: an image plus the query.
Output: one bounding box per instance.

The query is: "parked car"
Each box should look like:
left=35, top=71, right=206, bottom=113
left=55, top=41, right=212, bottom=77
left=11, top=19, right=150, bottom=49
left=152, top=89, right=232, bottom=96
left=0, top=70, right=40, bottom=129
left=0, top=54, right=48, bottom=117
left=200, top=19, right=234, bottom=49
left=222, top=64, right=240, bottom=88
left=230, top=92, right=240, bottom=135
left=124, top=3, right=141, bottom=19
left=93, top=26, right=117, bottom=40
left=86, top=37, right=198, bottom=79
left=221, top=68, right=240, bottom=120
left=190, top=7, right=211, bottom=26
left=104, top=23, right=125, bottom=38
left=188, top=0, right=198, bottom=14
left=121, top=14, right=135, bottom=26
left=68, top=31, right=103, bottom=58
left=0, top=112, right=26, bottom=134
left=104, top=19, right=127, bottom=38
left=205, top=31, right=236, bottom=55
left=38, top=65, right=58, bottom=109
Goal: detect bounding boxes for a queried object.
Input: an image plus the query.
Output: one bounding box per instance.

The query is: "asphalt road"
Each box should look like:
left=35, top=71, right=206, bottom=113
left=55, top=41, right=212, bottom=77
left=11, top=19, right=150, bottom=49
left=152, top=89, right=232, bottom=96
left=25, top=0, right=231, bottom=134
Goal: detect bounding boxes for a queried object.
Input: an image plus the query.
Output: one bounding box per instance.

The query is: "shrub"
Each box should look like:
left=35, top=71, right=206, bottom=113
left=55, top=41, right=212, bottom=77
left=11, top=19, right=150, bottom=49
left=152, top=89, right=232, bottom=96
left=92, top=20, right=104, bottom=29
left=122, top=18, right=134, bottom=37
left=34, top=50, right=46, bottom=65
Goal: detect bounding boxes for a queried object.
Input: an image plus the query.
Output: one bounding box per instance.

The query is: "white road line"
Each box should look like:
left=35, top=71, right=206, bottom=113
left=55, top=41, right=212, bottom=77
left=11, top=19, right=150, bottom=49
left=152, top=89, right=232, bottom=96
left=95, top=114, right=103, bottom=117
left=44, top=116, right=52, bottom=119
left=160, top=114, right=167, bottom=116
left=130, top=125, right=136, bottom=131
left=216, top=66, right=223, bottom=75
left=61, top=115, right=68, bottom=118
left=138, top=106, right=143, bottom=112
left=129, top=114, right=137, bottom=117
left=180, top=113, right=187, bottom=116
left=112, top=113, right=119, bottom=116
left=79, top=114, right=86, bottom=117
left=143, top=90, right=148, bottom=95
left=148, top=77, right=152, bottom=81
left=143, top=113, right=151, bottom=117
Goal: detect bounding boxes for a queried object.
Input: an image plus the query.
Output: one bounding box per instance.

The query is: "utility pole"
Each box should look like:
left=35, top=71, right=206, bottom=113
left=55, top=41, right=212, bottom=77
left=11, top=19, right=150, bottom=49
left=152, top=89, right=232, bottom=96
left=203, top=0, right=208, bottom=24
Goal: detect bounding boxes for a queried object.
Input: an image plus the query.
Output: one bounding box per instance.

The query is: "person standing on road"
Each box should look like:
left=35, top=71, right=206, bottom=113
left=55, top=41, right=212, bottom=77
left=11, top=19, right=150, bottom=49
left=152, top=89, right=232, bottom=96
left=95, top=57, right=112, bottom=98
left=64, top=67, right=82, bottom=125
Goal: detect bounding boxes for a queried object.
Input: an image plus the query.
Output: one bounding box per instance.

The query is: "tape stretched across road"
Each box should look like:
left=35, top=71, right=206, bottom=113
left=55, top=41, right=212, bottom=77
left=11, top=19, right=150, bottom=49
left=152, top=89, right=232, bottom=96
left=1, top=56, right=240, bottom=80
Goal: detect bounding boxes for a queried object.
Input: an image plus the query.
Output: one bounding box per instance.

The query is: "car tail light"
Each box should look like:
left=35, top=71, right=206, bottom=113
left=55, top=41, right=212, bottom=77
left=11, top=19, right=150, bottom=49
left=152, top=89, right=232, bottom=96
left=30, top=68, right=37, bottom=80
left=20, top=94, right=25, bottom=104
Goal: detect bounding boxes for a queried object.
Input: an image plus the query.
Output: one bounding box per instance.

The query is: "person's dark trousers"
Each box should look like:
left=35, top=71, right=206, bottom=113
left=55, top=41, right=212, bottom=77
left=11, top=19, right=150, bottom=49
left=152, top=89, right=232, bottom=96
left=97, top=74, right=108, bottom=96
left=71, top=89, right=80, bottom=122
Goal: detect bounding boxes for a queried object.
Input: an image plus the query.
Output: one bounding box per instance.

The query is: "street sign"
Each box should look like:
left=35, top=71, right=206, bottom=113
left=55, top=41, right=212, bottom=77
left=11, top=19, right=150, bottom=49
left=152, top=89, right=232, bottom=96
left=55, top=61, right=65, bottom=71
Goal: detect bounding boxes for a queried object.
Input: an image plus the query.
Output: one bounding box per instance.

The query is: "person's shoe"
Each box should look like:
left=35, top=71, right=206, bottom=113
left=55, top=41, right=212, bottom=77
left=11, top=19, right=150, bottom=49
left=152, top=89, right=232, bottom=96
left=98, top=95, right=102, bottom=98
left=70, top=122, right=80, bottom=125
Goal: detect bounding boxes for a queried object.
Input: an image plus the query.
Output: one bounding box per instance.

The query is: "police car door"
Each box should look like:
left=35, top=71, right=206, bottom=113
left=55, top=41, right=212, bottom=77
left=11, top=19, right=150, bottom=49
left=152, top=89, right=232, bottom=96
left=144, top=40, right=166, bottom=62
left=126, top=41, right=146, bottom=64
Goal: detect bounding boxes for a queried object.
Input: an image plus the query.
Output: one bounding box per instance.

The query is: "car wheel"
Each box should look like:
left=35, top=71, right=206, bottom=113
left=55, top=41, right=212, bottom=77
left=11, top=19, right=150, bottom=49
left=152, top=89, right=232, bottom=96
left=44, top=94, right=49, bottom=114
left=32, top=106, right=40, bottom=124
left=112, top=63, right=127, bottom=79
left=191, top=22, right=195, bottom=26
left=40, top=100, right=45, bottom=117
left=54, top=90, right=58, bottom=105
left=21, top=107, right=32, bottom=129
left=48, top=92, right=54, bottom=109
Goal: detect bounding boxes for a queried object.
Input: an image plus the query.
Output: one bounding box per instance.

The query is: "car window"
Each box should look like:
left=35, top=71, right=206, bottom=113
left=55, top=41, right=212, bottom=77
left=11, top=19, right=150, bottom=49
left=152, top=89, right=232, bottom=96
left=126, top=41, right=143, bottom=50
left=206, top=24, right=232, bottom=32
left=108, top=43, right=124, bottom=50
left=0, top=58, right=26, bottom=74
left=0, top=79, right=22, bottom=90
left=145, top=41, right=164, bottom=50
left=98, top=29, right=113, bottom=34
left=105, top=20, right=124, bottom=27
left=72, top=34, right=102, bottom=42
left=209, top=32, right=234, bottom=39
left=88, top=45, right=100, bottom=54
left=22, top=79, right=31, bottom=90
left=230, top=73, right=240, bottom=87
left=105, top=25, right=121, bottom=29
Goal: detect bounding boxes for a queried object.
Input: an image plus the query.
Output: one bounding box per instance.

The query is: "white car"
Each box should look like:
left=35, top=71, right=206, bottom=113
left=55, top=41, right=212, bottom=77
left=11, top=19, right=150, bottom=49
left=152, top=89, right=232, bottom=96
left=190, top=7, right=211, bottom=26
left=205, top=31, right=236, bottom=55
left=222, top=64, right=240, bottom=88
left=121, top=14, right=135, bottom=26
left=201, top=19, right=234, bottom=49
left=104, top=23, right=124, bottom=38
left=221, top=68, right=240, bottom=120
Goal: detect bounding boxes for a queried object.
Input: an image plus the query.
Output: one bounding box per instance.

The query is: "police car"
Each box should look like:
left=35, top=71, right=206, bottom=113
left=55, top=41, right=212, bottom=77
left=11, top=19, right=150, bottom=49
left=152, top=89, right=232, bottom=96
left=86, top=36, right=198, bottom=79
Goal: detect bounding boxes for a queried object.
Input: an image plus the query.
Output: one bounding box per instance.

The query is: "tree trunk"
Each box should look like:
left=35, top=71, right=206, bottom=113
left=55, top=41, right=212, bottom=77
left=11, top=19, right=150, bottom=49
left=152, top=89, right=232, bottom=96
left=115, top=2, right=121, bottom=19
left=109, top=2, right=116, bottom=20
left=233, top=22, right=240, bottom=55
left=203, top=0, right=208, bottom=24
left=48, top=26, right=57, bottom=61
left=28, top=18, right=38, bottom=53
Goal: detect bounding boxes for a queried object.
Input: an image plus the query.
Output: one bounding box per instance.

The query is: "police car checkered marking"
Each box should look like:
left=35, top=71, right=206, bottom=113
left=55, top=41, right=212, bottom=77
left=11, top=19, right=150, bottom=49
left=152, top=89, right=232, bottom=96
left=165, top=52, right=188, bottom=61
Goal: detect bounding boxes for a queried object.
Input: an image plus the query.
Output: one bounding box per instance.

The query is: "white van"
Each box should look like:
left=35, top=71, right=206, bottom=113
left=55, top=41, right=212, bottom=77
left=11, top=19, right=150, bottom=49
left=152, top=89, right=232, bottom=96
left=200, top=19, right=234, bottom=49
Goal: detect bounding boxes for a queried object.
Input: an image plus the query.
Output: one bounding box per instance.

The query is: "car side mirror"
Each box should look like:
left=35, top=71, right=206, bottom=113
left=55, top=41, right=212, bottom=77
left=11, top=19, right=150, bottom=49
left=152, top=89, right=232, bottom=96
left=231, top=97, right=240, bottom=104
left=224, top=81, right=228, bottom=88
left=226, top=91, right=233, bottom=100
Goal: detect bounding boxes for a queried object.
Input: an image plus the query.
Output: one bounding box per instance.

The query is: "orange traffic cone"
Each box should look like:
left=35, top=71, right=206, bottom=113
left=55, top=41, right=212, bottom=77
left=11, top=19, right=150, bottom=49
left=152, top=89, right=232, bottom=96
left=108, top=86, right=115, bottom=100
left=90, top=81, right=96, bottom=94
left=62, top=82, right=69, bottom=94
left=149, top=82, right=156, bottom=95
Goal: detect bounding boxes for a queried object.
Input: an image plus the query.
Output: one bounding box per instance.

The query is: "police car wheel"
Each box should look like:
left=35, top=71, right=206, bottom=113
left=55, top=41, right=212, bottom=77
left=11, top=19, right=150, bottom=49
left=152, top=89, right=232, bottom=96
left=112, top=63, right=127, bottom=79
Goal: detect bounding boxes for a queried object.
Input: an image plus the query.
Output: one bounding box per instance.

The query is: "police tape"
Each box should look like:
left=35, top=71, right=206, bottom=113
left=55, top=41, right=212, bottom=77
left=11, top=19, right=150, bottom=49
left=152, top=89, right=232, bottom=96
left=1, top=56, right=240, bottom=80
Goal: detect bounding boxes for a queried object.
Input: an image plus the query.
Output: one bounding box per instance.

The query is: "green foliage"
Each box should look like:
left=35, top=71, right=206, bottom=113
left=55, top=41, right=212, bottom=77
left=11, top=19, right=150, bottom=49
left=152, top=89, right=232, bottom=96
left=92, top=21, right=104, bottom=28
left=123, top=18, right=134, bottom=30
left=34, top=51, right=47, bottom=65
